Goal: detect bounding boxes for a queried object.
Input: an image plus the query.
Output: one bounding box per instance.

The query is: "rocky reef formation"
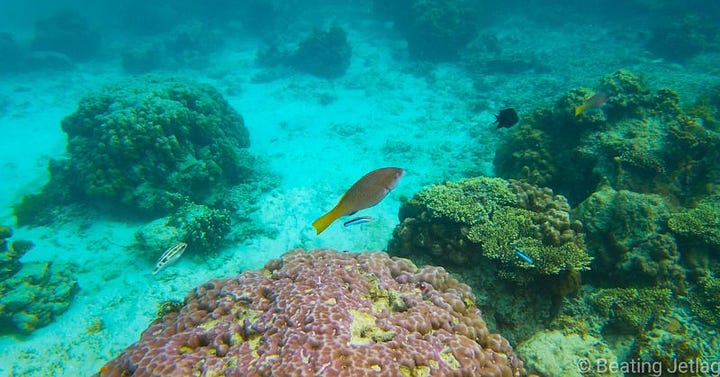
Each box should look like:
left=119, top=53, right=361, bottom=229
left=488, top=70, right=720, bottom=375
left=97, top=249, right=525, bottom=376
left=0, top=226, right=79, bottom=334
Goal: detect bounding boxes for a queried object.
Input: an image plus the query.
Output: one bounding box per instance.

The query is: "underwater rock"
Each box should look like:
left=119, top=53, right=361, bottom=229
left=15, top=77, right=262, bottom=222
left=0, top=227, right=79, bottom=334
left=96, top=249, right=525, bottom=377
left=517, top=330, right=621, bottom=377
left=31, top=11, right=101, bottom=61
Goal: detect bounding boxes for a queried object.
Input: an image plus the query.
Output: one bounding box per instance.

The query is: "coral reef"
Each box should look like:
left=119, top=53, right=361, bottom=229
left=494, top=69, right=720, bottom=206
left=668, top=195, right=720, bottom=250
left=256, top=26, right=352, bottom=79
left=31, top=11, right=101, bottom=61
left=97, top=249, right=525, bottom=376
left=374, top=0, right=477, bottom=61
left=588, top=287, right=672, bottom=334
left=389, top=176, right=591, bottom=285
left=135, top=203, right=231, bottom=257
left=388, top=176, right=590, bottom=344
left=15, top=77, right=260, bottom=222
left=0, top=227, right=79, bottom=334
left=573, top=185, right=685, bottom=291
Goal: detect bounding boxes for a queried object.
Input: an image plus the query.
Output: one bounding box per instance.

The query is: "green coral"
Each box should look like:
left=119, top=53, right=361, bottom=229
left=668, top=196, right=720, bottom=249
left=495, top=69, right=720, bottom=206
left=412, top=176, right=516, bottom=225
left=135, top=203, right=231, bottom=258
left=687, top=276, right=720, bottom=326
left=391, top=176, right=590, bottom=284
left=589, top=287, right=672, bottom=334
left=17, top=76, right=259, bottom=220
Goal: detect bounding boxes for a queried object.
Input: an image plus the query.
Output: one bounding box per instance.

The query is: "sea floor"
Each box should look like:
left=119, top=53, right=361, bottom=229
left=0, top=10, right=717, bottom=376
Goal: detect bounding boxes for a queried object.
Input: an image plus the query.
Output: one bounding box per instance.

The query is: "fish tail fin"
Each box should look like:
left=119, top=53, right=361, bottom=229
left=574, top=104, right=586, bottom=116
left=312, top=208, right=342, bottom=235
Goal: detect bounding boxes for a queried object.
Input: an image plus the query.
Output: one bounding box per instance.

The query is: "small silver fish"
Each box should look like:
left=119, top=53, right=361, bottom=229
left=514, top=248, right=534, bottom=265
left=152, top=242, right=188, bottom=275
left=343, top=216, right=375, bottom=227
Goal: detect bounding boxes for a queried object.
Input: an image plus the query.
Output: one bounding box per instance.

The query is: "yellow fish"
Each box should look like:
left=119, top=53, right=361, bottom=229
left=575, top=92, right=607, bottom=116
left=312, top=167, right=405, bottom=235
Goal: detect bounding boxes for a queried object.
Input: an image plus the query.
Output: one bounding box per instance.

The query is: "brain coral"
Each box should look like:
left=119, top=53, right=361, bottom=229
left=19, top=76, right=256, bottom=219
left=389, top=176, right=591, bottom=285
left=97, top=249, right=525, bottom=377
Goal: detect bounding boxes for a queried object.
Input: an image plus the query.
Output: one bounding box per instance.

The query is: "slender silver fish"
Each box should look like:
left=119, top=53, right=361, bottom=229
left=152, top=242, right=188, bottom=275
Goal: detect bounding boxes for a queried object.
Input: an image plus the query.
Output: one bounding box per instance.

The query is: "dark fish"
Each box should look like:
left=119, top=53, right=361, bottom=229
left=493, top=108, right=519, bottom=129
left=515, top=248, right=534, bottom=265
left=343, top=216, right=375, bottom=227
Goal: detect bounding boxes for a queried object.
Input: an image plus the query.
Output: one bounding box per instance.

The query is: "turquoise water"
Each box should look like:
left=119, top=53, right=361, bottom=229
left=0, top=1, right=719, bottom=376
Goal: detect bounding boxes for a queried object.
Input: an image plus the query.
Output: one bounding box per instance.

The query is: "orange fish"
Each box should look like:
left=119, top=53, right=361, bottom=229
left=312, top=167, right=405, bottom=235
left=575, top=92, right=607, bottom=116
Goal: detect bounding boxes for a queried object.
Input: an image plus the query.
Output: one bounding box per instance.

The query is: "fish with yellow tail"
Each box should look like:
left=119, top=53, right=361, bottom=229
left=312, top=167, right=405, bottom=235
left=152, top=242, right=187, bottom=275
left=575, top=92, right=607, bottom=116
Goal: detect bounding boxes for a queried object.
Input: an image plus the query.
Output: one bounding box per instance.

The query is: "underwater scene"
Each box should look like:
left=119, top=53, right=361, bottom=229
left=0, top=0, right=719, bottom=376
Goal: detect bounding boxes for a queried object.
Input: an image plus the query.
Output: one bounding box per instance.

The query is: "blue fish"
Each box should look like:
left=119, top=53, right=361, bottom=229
left=343, top=216, right=374, bottom=227
left=514, top=248, right=534, bottom=265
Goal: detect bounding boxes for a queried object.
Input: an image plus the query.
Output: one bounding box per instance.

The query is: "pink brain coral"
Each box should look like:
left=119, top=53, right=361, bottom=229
left=98, top=249, right=525, bottom=377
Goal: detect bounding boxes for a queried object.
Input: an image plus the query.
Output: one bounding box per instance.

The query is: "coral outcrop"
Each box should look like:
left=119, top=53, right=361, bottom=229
left=97, top=249, right=525, bottom=376
left=389, top=176, right=591, bottom=285
left=0, top=226, right=79, bottom=334
left=15, top=77, right=261, bottom=224
left=134, top=203, right=231, bottom=259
